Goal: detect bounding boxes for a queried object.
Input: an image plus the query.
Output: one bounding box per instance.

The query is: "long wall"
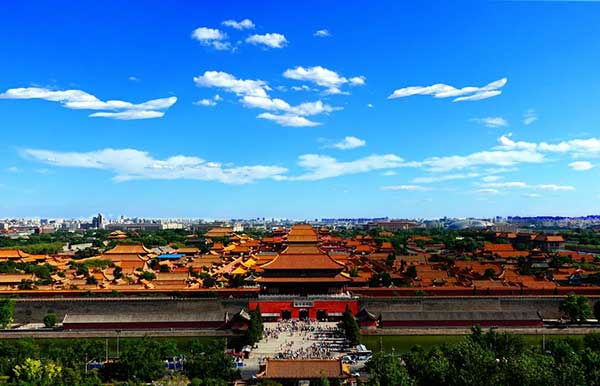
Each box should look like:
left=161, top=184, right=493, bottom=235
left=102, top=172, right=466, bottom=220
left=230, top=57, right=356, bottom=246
left=12, top=298, right=248, bottom=325
left=359, top=296, right=600, bottom=319
left=11, top=296, right=600, bottom=325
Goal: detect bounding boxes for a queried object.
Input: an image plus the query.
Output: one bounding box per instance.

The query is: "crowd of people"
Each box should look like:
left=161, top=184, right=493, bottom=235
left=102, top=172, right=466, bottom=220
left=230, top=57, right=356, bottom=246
left=263, top=319, right=347, bottom=359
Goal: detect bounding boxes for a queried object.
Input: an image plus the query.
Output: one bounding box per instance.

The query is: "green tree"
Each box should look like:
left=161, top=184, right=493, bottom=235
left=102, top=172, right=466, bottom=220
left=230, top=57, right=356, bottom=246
left=406, top=265, right=417, bottom=279
left=0, top=299, right=15, bottom=329
left=366, top=352, right=414, bottom=386
left=339, top=307, right=360, bottom=346
left=101, top=337, right=165, bottom=382
left=594, top=300, right=600, bottom=322
left=43, top=312, right=58, bottom=328
left=186, top=340, right=239, bottom=383
left=584, top=332, right=600, bottom=352
left=581, top=348, right=600, bottom=386
left=404, top=346, right=449, bottom=386
left=501, top=352, right=556, bottom=386
left=560, top=294, right=592, bottom=323
left=443, top=339, right=500, bottom=386
left=244, top=307, right=264, bottom=346
left=13, top=358, right=62, bottom=386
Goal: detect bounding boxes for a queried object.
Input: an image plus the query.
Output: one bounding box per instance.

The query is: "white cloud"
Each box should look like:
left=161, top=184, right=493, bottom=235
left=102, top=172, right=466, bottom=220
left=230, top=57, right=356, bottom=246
left=330, top=136, right=366, bottom=150
left=522, top=193, right=541, bottom=198
left=481, top=181, right=528, bottom=188
left=191, top=27, right=231, bottom=50
left=477, top=188, right=500, bottom=194
left=6, top=166, right=21, bottom=173
left=194, top=71, right=269, bottom=97
left=283, top=66, right=366, bottom=94
left=222, top=19, right=255, bottom=30
left=381, top=185, right=431, bottom=191
left=291, top=154, right=406, bottom=181
left=537, top=184, right=575, bottom=191
left=523, top=109, right=538, bottom=125
left=0, top=87, right=176, bottom=120
left=480, top=181, right=575, bottom=191
left=421, top=149, right=544, bottom=172
left=23, top=148, right=287, bottom=184
left=313, top=29, right=330, bottom=37
left=128, top=76, right=140, bottom=82
left=194, top=94, right=222, bottom=107
left=257, top=113, right=320, bottom=127
left=367, top=103, right=373, bottom=108
left=193, top=70, right=340, bottom=127
left=349, top=76, right=366, bottom=86
left=246, top=33, right=288, bottom=48
left=388, top=78, right=507, bottom=102
left=291, top=85, right=313, bottom=92
left=412, top=172, right=481, bottom=184
left=471, top=117, right=508, bottom=128
left=481, top=175, right=502, bottom=182
left=496, top=134, right=600, bottom=156
left=89, top=110, right=165, bottom=120
left=195, top=99, right=216, bottom=107
left=569, top=161, right=593, bottom=171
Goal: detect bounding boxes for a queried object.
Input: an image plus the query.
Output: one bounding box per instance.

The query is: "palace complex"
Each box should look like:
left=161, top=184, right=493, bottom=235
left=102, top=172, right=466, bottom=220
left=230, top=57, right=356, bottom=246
left=0, top=224, right=598, bottom=299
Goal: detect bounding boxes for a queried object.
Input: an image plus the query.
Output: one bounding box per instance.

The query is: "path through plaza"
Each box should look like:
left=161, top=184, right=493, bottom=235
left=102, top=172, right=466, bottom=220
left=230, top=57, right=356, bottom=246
left=240, top=320, right=350, bottom=379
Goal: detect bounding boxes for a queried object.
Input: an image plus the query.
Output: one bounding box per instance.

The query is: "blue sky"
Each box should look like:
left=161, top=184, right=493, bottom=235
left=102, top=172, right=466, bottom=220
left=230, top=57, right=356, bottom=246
left=2, top=0, right=600, bottom=219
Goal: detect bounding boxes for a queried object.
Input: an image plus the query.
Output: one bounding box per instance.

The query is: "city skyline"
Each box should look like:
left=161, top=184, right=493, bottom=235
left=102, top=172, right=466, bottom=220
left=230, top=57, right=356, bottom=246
left=2, top=1, right=600, bottom=218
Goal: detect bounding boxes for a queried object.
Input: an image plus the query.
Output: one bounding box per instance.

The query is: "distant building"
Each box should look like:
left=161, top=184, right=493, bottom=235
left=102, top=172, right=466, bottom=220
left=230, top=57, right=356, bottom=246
left=92, top=213, right=105, bottom=229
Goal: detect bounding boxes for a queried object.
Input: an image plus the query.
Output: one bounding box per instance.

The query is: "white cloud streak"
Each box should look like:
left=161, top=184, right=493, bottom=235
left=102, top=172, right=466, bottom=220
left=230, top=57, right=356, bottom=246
left=222, top=19, right=255, bottom=30
left=330, top=136, right=366, bottom=150
left=290, top=154, right=406, bottom=181
left=388, top=78, right=507, bottom=102
left=381, top=185, right=431, bottom=191
left=283, top=66, right=366, bottom=94
left=523, top=109, right=538, bottom=125
left=0, top=87, right=176, bottom=120
left=569, top=161, right=593, bottom=171
left=480, top=181, right=575, bottom=191
left=496, top=134, right=600, bottom=156
left=23, top=148, right=287, bottom=184
left=471, top=117, right=508, bottom=128
left=314, top=29, right=331, bottom=37
left=257, top=113, right=320, bottom=127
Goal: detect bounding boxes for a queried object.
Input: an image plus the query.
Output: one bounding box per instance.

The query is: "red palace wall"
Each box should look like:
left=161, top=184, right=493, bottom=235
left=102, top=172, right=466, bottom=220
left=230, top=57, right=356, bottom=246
left=249, top=299, right=359, bottom=320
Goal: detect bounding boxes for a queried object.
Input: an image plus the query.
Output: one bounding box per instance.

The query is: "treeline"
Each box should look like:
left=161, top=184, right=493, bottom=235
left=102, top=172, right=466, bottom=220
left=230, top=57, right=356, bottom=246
left=0, top=337, right=239, bottom=386
left=364, top=328, right=600, bottom=386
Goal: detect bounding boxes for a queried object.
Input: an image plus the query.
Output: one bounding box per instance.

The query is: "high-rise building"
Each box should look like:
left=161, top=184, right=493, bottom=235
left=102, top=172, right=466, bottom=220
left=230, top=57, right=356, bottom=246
left=92, top=213, right=105, bottom=229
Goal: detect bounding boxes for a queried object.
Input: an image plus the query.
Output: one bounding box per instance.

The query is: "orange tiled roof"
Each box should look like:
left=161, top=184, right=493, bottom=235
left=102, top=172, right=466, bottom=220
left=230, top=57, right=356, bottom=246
left=259, top=359, right=349, bottom=379
left=105, top=243, right=152, bottom=255
left=0, top=249, right=29, bottom=259
left=261, top=244, right=345, bottom=270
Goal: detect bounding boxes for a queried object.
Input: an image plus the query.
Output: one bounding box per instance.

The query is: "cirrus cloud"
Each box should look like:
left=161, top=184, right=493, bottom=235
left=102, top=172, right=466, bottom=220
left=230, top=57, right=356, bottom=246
left=569, top=161, right=593, bottom=171
left=388, top=78, right=507, bottom=102
left=0, top=87, right=177, bottom=120
left=22, top=148, right=287, bottom=184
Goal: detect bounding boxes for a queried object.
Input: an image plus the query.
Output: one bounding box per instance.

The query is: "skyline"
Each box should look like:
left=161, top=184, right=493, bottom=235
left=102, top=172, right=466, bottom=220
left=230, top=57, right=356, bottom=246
left=2, top=1, right=600, bottom=218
